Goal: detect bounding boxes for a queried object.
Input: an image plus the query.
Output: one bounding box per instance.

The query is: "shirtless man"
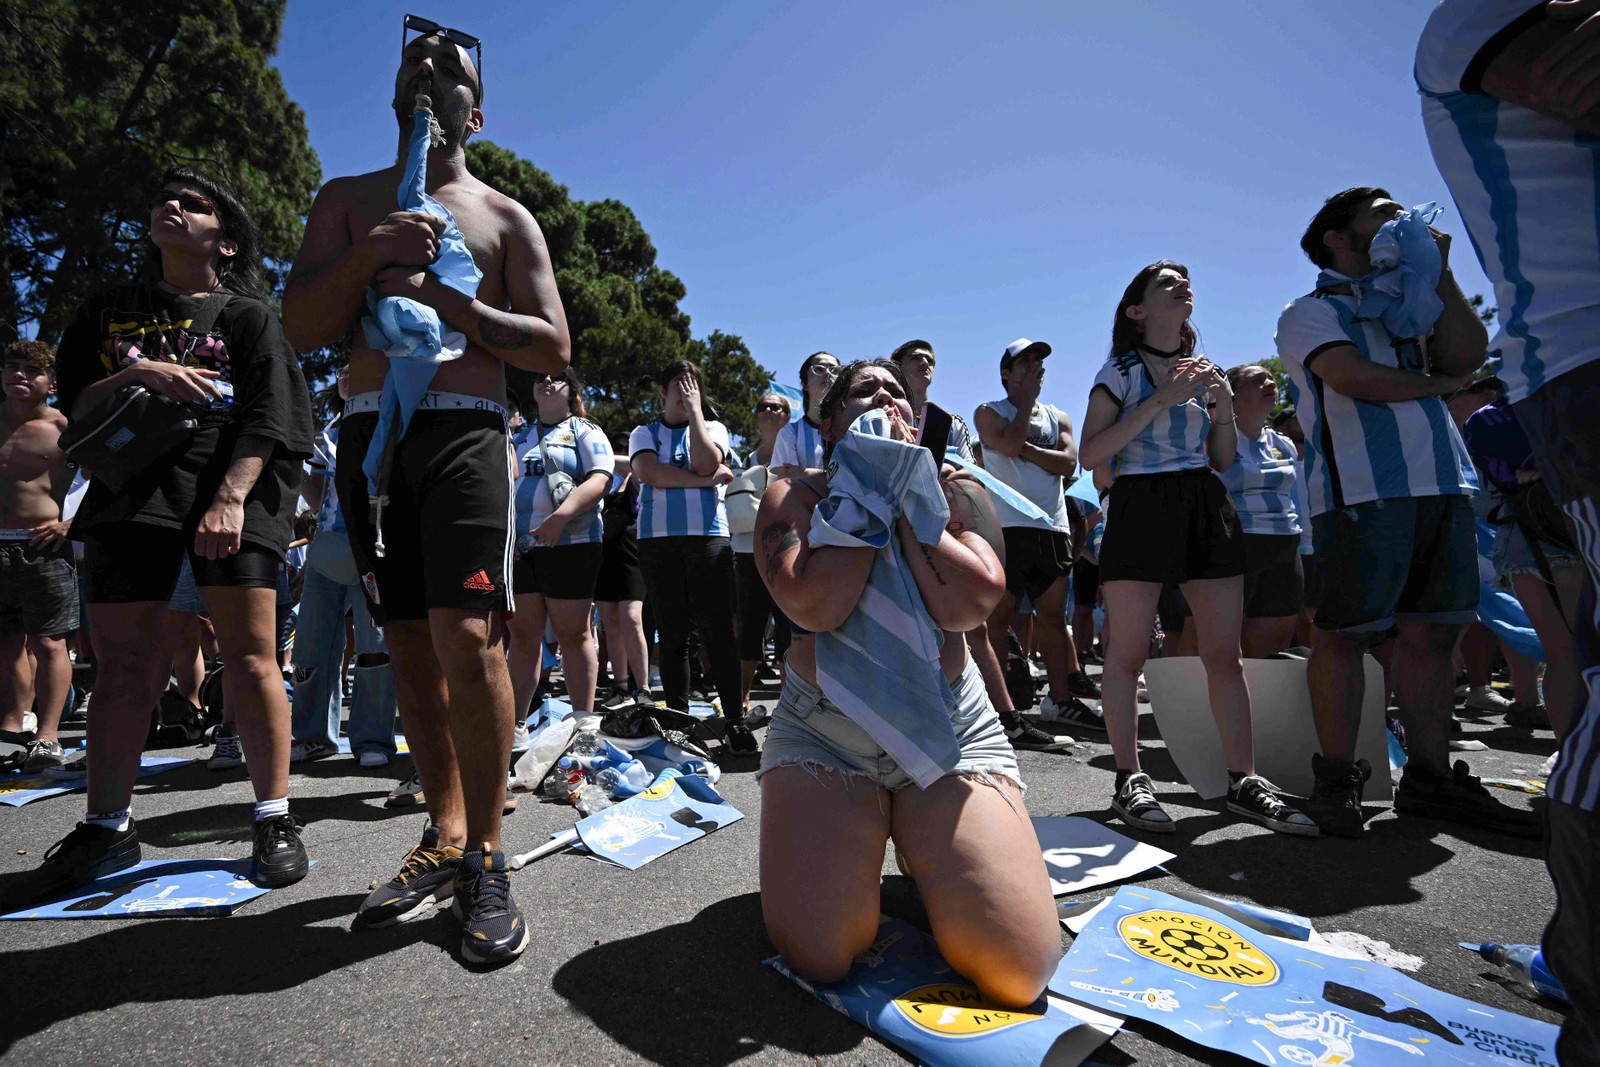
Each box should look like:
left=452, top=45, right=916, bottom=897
left=0, top=340, right=74, bottom=772
left=282, top=17, right=569, bottom=966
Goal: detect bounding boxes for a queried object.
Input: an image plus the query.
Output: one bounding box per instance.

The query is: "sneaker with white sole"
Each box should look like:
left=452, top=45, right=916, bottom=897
left=1040, top=694, right=1107, bottom=734
left=1005, top=719, right=1074, bottom=752
left=511, top=719, right=531, bottom=753
left=207, top=724, right=244, bottom=771
left=386, top=770, right=425, bottom=808
left=1226, top=774, right=1319, bottom=837
left=1463, top=685, right=1514, bottom=713
left=357, top=824, right=462, bottom=928
left=357, top=750, right=390, bottom=769
left=21, top=738, right=66, bottom=774
left=44, top=753, right=88, bottom=781
left=1111, top=771, right=1174, bottom=833
left=289, top=739, right=337, bottom=763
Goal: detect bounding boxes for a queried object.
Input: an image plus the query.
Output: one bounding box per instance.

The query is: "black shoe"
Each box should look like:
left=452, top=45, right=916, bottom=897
left=453, top=849, right=529, bottom=965
left=600, top=688, right=634, bottom=712
left=1005, top=719, right=1074, bottom=753
left=1306, top=755, right=1371, bottom=838
left=1227, top=774, right=1319, bottom=837
left=1, top=821, right=141, bottom=910
left=1066, top=670, right=1102, bottom=700
left=357, top=825, right=462, bottom=928
left=724, top=719, right=760, bottom=756
left=250, top=813, right=309, bottom=887
left=1394, top=761, right=1543, bottom=839
left=1111, top=771, right=1175, bottom=833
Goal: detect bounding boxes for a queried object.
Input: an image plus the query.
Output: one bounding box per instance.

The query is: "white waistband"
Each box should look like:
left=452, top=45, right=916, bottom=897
left=0, top=529, right=36, bottom=541
left=347, top=391, right=508, bottom=419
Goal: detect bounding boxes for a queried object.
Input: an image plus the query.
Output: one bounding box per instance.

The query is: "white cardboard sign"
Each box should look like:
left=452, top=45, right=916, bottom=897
left=1032, top=816, right=1175, bottom=897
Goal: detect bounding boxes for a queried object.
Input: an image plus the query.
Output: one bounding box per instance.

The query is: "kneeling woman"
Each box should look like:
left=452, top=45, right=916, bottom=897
left=754, top=359, right=1059, bottom=1008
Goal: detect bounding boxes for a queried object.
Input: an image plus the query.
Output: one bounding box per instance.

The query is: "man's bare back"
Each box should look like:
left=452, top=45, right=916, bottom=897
left=0, top=407, right=68, bottom=530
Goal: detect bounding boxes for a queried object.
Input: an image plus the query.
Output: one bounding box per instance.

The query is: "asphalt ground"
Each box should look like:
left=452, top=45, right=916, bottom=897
left=0, top=665, right=1569, bottom=1065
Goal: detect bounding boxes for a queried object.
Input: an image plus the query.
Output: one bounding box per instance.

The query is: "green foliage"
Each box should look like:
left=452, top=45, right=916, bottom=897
left=466, top=140, right=771, bottom=441
left=1, top=0, right=321, bottom=342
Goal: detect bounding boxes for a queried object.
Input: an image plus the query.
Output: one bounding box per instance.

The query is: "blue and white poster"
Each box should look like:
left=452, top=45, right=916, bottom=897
left=1054, top=887, right=1560, bottom=1066
left=0, top=755, right=196, bottom=807
left=574, top=770, right=742, bottom=870
left=0, top=858, right=281, bottom=919
left=767, top=916, right=1120, bottom=1067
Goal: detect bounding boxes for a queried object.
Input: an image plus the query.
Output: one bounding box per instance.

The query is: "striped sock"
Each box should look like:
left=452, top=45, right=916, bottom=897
left=253, top=796, right=289, bottom=822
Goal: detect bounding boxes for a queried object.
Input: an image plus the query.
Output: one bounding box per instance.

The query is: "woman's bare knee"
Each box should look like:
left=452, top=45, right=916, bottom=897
left=764, top=916, right=876, bottom=985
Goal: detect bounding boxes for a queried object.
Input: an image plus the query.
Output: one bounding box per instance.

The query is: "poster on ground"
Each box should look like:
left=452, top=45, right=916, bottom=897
left=767, top=915, right=1120, bottom=1067
left=1032, top=816, right=1173, bottom=897
left=574, top=770, right=742, bottom=870
left=0, top=858, right=283, bottom=919
left=0, top=755, right=196, bottom=807
left=1053, top=886, right=1559, bottom=1066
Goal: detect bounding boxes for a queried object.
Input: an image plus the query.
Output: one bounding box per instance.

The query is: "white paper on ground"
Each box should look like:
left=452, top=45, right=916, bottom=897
left=1061, top=897, right=1111, bottom=934
left=1142, top=655, right=1392, bottom=801
left=1032, top=816, right=1175, bottom=897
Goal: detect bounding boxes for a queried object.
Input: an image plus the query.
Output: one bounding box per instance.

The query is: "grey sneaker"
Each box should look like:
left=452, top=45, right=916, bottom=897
left=22, top=738, right=66, bottom=774
left=207, top=724, right=244, bottom=771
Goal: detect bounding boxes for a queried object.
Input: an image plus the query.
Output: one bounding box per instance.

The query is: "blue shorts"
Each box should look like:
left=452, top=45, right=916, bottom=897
left=756, top=657, right=1022, bottom=793
left=1492, top=520, right=1582, bottom=589
left=1310, top=495, right=1478, bottom=633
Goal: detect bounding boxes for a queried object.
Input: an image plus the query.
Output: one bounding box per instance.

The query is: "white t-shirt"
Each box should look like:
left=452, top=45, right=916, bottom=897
left=1275, top=289, right=1477, bottom=519
left=513, top=416, right=614, bottom=547
left=1089, top=351, right=1213, bottom=478
left=1416, top=0, right=1600, bottom=403
left=770, top=416, right=825, bottom=471
left=628, top=419, right=733, bottom=539
left=973, top=399, right=1072, bottom=531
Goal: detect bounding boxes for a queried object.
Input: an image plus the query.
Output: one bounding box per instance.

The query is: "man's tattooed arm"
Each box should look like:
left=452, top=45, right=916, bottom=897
left=760, top=519, right=801, bottom=569
left=477, top=308, right=537, bottom=350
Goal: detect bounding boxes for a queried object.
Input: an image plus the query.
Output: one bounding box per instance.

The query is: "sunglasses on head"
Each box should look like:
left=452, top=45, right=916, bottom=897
left=756, top=402, right=786, bottom=414
left=148, top=190, right=216, bottom=216
left=403, top=14, right=483, bottom=98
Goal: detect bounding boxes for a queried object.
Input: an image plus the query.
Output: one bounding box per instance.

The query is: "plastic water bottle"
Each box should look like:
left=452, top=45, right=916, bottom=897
left=570, top=730, right=600, bottom=759
left=596, top=760, right=652, bottom=797
left=543, top=767, right=582, bottom=801
left=574, top=783, right=611, bottom=817
left=1463, top=942, right=1570, bottom=1003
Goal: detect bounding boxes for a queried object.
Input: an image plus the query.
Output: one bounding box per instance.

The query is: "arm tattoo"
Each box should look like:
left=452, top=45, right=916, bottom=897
left=479, top=310, right=535, bottom=350
left=945, top=479, right=1002, bottom=554
left=917, top=542, right=948, bottom=585
left=760, top=520, right=800, bottom=567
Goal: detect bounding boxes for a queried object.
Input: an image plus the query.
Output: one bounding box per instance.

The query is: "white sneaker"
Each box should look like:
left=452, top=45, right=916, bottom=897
left=511, top=719, right=531, bottom=753
left=1538, top=751, right=1559, bottom=779
left=1464, top=686, right=1514, bottom=713
left=1135, top=674, right=1150, bottom=703
left=21, top=711, right=37, bottom=734
left=357, top=750, right=390, bottom=769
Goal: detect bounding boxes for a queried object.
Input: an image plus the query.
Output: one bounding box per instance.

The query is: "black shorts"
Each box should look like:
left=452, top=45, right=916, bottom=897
left=0, top=538, right=78, bottom=636
left=1241, top=533, right=1304, bottom=619
left=337, top=410, right=514, bottom=624
left=1071, top=559, right=1100, bottom=608
left=1000, top=527, right=1074, bottom=604
left=1099, top=470, right=1244, bottom=585
left=1300, top=552, right=1319, bottom=611
left=594, top=528, right=647, bottom=603
left=81, top=523, right=278, bottom=605
left=512, top=541, right=605, bottom=600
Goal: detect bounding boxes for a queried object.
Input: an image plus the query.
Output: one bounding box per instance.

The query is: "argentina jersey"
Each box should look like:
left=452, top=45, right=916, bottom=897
left=628, top=419, right=731, bottom=539
left=1090, top=351, right=1212, bottom=477
left=1219, top=426, right=1301, bottom=536
left=1275, top=289, right=1477, bottom=520
left=771, top=416, right=825, bottom=471
left=513, top=416, right=613, bottom=547
left=1416, top=0, right=1600, bottom=405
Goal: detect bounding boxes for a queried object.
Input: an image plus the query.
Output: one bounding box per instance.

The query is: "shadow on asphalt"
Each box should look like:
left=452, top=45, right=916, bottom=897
left=553, top=892, right=900, bottom=1066
left=134, top=791, right=401, bottom=847
left=0, top=893, right=433, bottom=1053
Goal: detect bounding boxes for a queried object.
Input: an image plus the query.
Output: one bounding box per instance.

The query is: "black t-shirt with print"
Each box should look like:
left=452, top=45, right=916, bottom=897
left=55, top=282, right=315, bottom=555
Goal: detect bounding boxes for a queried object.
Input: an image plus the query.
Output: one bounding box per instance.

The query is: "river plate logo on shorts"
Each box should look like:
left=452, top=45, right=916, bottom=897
left=891, top=984, right=1044, bottom=1036
left=1118, top=910, right=1279, bottom=985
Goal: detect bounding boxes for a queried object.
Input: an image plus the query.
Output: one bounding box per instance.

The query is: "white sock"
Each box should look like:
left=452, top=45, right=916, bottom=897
left=86, top=807, right=131, bottom=832
left=253, top=796, right=289, bottom=822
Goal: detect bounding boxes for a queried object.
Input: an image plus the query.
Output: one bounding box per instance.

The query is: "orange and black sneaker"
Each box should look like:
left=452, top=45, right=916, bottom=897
left=356, top=824, right=462, bottom=928
left=453, top=847, right=528, bottom=965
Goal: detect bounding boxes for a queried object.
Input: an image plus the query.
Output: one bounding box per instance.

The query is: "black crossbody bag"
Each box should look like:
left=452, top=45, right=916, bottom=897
left=58, top=292, right=231, bottom=493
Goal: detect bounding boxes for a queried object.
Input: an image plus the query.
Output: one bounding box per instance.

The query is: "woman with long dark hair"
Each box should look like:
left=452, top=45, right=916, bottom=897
left=5, top=166, right=316, bottom=910
left=770, top=351, right=839, bottom=477
left=1078, top=261, right=1315, bottom=837
left=755, top=358, right=1059, bottom=1008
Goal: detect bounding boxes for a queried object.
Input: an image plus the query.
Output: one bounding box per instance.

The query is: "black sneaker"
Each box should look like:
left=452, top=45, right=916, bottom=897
left=1066, top=671, right=1102, bottom=700
left=1394, top=761, right=1543, bottom=839
left=600, top=688, right=635, bottom=712
left=453, top=849, right=529, bottom=965
left=0, top=821, right=141, bottom=910
left=724, top=719, right=760, bottom=756
left=356, top=825, right=462, bottom=928
left=386, top=769, right=425, bottom=808
left=1505, top=703, right=1552, bottom=730
left=1005, top=719, right=1074, bottom=753
left=1227, top=774, right=1319, bottom=837
left=1306, top=755, right=1371, bottom=838
left=1041, top=694, right=1107, bottom=734
left=1110, top=771, right=1175, bottom=834
left=251, top=813, right=309, bottom=887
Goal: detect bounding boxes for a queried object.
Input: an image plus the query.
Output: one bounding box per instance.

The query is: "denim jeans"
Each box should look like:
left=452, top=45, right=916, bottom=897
left=289, top=564, right=396, bottom=754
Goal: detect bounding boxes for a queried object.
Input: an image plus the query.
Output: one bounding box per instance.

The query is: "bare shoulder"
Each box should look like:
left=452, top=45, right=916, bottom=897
left=473, top=180, right=545, bottom=240
left=761, top=471, right=826, bottom=512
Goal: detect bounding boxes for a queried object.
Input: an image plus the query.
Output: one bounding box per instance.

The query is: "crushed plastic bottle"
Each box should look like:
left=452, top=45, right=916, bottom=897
left=595, top=760, right=652, bottom=797
left=574, top=783, right=612, bottom=817
left=1461, top=941, right=1570, bottom=1004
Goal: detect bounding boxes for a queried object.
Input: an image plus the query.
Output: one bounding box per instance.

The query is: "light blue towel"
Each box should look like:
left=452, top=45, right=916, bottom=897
left=810, top=410, right=962, bottom=789
left=1317, top=202, right=1444, bottom=342
left=360, top=101, right=485, bottom=501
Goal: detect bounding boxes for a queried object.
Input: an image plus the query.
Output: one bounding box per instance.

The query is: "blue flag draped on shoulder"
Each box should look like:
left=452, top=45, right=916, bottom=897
left=361, top=97, right=484, bottom=532
left=1316, top=202, right=1444, bottom=342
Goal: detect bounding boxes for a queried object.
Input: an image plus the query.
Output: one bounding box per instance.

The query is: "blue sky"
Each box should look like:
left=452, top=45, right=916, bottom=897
left=276, top=0, right=1490, bottom=434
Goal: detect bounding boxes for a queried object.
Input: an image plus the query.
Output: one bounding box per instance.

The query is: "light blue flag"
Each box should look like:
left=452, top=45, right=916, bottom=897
left=1316, top=202, right=1444, bottom=342
left=1474, top=518, right=1545, bottom=661
left=1066, top=473, right=1102, bottom=512
left=766, top=379, right=805, bottom=421
left=361, top=101, right=485, bottom=498
left=942, top=453, right=1053, bottom=523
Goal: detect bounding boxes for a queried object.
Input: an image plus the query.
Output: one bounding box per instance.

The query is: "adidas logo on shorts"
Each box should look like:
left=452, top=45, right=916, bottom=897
left=462, top=569, right=496, bottom=592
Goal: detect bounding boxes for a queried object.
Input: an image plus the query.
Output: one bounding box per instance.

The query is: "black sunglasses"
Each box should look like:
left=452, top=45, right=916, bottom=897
left=756, top=402, right=786, bottom=414
left=530, top=373, right=568, bottom=385
left=403, top=14, right=483, bottom=101
left=148, top=190, right=216, bottom=217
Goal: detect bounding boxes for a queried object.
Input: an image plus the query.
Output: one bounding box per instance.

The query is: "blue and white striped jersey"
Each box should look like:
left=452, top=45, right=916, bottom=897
left=770, top=416, right=825, bottom=471
left=1275, top=290, right=1477, bottom=519
left=513, top=416, right=613, bottom=547
left=628, top=419, right=732, bottom=539
left=1090, top=351, right=1212, bottom=478
left=1219, top=426, right=1302, bottom=537
left=1417, top=0, right=1600, bottom=405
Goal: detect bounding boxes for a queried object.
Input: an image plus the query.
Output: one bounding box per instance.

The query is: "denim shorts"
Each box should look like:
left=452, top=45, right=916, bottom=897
left=1492, top=520, right=1582, bottom=589
left=1310, top=495, right=1478, bottom=632
left=756, top=657, right=1022, bottom=793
